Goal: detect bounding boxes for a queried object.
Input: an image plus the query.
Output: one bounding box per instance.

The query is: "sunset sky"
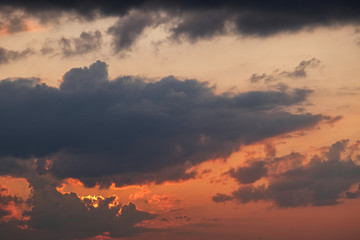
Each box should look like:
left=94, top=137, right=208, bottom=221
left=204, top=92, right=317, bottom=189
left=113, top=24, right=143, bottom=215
left=0, top=1, right=360, bottom=239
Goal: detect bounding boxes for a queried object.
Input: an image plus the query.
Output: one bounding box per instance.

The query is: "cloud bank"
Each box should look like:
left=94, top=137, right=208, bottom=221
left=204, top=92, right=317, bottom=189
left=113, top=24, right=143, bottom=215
left=1, top=1, right=360, bottom=50
left=0, top=60, right=323, bottom=187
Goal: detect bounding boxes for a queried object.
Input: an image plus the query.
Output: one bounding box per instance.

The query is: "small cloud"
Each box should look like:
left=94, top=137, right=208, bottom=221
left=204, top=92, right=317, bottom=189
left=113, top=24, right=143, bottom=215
left=282, top=58, right=321, bottom=78
left=59, top=30, right=102, bottom=57
left=249, top=58, right=321, bottom=84
left=0, top=47, right=34, bottom=65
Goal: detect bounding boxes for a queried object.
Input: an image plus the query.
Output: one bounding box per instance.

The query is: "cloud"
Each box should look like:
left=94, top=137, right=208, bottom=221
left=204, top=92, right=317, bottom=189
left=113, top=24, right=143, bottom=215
left=213, top=140, right=360, bottom=207
left=0, top=8, right=29, bottom=34
left=282, top=58, right=321, bottom=78
left=249, top=58, right=321, bottom=84
left=0, top=47, right=33, bottom=64
left=212, top=193, right=233, bottom=203
left=249, top=73, right=275, bottom=83
left=1, top=1, right=360, bottom=44
left=346, top=184, right=360, bottom=199
left=58, top=30, right=102, bottom=57
left=228, top=161, right=268, bottom=184
left=0, top=61, right=323, bottom=187
left=107, top=11, right=166, bottom=52
left=0, top=185, right=23, bottom=220
left=170, top=10, right=229, bottom=42
left=0, top=175, right=155, bottom=240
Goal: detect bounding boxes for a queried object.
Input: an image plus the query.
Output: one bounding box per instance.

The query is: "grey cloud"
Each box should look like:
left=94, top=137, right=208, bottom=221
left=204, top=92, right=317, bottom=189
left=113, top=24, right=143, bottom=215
left=249, top=73, right=275, bottom=83
left=213, top=140, right=360, bottom=207
left=170, top=10, right=229, bottom=42
left=345, top=184, right=360, bottom=199
left=249, top=58, right=321, bottom=84
left=228, top=88, right=313, bottom=110
left=0, top=8, right=28, bottom=34
left=282, top=58, right=321, bottom=78
left=228, top=161, right=268, bottom=184
left=212, top=193, right=233, bottom=203
left=0, top=47, right=33, bottom=65
left=107, top=11, right=165, bottom=52
left=59, top=30, right=102, bottom=57
left=79, top=164, right=197, bottom=188
left=1, top=18, right=27, bottom=34
left=0, top=61, right=323, bottom=187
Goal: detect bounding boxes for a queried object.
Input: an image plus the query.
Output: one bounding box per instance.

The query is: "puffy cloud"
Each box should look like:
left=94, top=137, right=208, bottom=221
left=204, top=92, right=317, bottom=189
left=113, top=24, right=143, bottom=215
left=213, top=140, right=360, bottom=207
left=0, top=61, right=323, bottom=187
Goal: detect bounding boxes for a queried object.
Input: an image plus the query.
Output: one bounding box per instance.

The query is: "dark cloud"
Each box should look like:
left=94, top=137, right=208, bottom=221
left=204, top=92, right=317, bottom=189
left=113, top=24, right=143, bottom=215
left=0, top=175, right=155, bottom=240
left=170, top=10, right=228, bottom=42
left=0, top=1, right=360, bottom=44
left=213, top=140, right=360, bottom=207
left=58, top=30, right=102, bottom=57
left=0, top=61, right=323, bottom=187
left=0, top=47, right=33, bottom=65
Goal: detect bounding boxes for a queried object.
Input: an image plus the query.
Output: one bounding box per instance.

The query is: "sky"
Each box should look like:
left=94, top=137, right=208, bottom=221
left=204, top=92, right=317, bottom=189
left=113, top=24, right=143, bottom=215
left=0, top=1, right=360, bottom=239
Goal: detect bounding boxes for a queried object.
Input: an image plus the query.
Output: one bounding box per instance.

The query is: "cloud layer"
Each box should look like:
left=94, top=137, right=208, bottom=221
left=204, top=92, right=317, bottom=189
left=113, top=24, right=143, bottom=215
left=1, top=1, right=360, bottom=49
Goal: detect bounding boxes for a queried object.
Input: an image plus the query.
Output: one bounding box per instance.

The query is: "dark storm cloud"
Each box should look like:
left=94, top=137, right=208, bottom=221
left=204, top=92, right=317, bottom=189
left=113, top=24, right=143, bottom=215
left=1, top=1, right=360, bottom=42
left=0, top=47, right=33, bottom=65
left=0, top=175, right=155, bottom=240
left=213, top=140, right=360, bottom=207
left=0, top=61, right=323, bottom=187
left=58, top=30, right=102, bottom=57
